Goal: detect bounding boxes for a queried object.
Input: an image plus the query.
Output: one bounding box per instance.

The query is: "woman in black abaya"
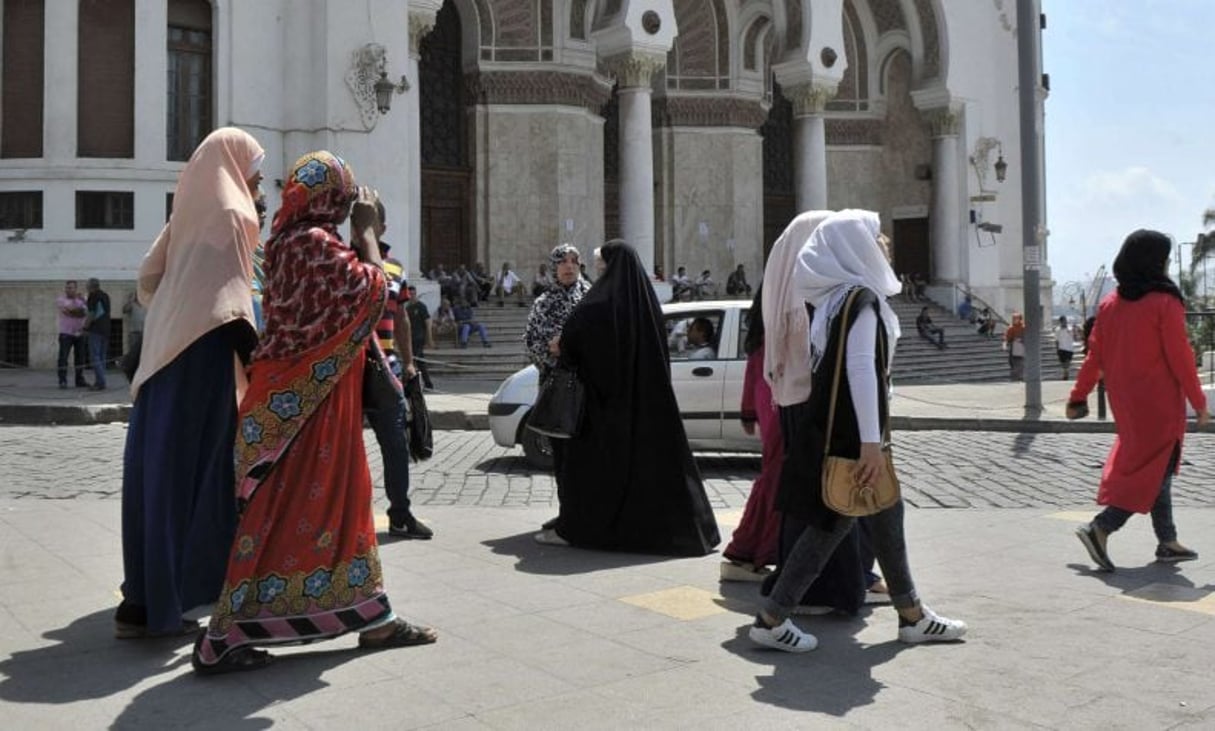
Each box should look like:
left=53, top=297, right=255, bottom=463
left=534, top=240, right=720, bottom=556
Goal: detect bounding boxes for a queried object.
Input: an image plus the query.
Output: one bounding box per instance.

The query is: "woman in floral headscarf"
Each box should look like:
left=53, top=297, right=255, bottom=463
left=192, top=152, right=436, bottom=675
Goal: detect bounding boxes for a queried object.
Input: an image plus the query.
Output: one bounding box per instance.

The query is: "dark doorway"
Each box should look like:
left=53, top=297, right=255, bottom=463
left=761, top=82, right=795, bottom=261
left=419, top=0, right=472, bottom=273
left=892, top=216, right=931, bottom=278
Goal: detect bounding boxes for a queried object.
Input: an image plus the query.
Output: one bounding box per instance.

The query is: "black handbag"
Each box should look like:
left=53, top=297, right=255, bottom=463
left=527, top=366, right=586, bottom=439
left=362, top=342, right=403, bottom=411
left=404, top=374, right=434, bottom=461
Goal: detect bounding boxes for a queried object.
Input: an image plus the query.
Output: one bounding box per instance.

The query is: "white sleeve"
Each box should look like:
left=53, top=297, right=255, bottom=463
left=845, top=307, right=882, bottom=444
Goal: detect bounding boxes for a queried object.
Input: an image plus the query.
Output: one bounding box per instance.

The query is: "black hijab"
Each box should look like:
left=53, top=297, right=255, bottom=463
left=744, top=283, right=764, bottom=356
left=1113, top=229, right=1184, bottom=303
left=554, top=240, right=719, bottom=556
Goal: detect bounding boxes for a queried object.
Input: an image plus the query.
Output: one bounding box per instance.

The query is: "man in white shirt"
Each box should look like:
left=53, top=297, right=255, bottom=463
left=494, top=261, right=526, bottom=307
left=1054, top=315, right=1076, bottom=380
left=671, top=266, right=692, bottom=301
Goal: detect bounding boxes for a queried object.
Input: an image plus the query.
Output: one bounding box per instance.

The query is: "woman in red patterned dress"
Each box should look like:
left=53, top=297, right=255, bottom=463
left=193, top=151, right=436, bottom=674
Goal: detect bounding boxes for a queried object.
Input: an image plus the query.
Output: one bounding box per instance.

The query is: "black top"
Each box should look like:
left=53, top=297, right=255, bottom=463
left=86, top=290, right=111, bottom=336
left=406, top=299, right=429, bottom=346
left=555, top=241, right=720, bottom=556
left=777, top=287, right=890, bottom=530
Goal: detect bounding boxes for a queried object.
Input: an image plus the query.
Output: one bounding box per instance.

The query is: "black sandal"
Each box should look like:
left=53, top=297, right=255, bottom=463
left=358, top=618, right=438, bottom=650
left=192, top=646, right=274, bottom=676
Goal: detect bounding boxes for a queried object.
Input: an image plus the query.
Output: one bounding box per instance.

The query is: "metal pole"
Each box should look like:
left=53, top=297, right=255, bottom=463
left=1017, top=0, right=1044, bottom=414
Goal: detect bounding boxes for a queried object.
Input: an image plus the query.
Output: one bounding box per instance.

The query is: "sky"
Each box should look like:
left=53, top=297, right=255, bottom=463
left=1042, top=0, right=1215, bottom=288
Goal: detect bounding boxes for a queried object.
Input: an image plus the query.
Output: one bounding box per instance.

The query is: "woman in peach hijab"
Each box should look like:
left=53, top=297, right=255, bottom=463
left=116, top=127, right=264, bottom=639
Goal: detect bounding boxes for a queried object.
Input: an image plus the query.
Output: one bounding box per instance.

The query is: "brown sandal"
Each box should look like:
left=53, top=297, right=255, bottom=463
left=358, top=618, right=438, bottom=650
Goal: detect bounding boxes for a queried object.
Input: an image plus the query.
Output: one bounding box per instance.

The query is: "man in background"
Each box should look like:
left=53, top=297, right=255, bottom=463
left=84, top=278, right=111, bottom=390
left=55, top=280, right=88, bottom=388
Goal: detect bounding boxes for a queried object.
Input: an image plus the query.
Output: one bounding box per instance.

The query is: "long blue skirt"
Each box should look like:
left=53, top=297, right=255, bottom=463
left=121, top=327, right=238, bottom=633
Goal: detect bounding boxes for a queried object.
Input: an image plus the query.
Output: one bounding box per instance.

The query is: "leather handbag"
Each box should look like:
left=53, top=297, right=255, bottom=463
left=821, top=289, right=901, bottom=517
left=527, top=366, right=586, bottom=439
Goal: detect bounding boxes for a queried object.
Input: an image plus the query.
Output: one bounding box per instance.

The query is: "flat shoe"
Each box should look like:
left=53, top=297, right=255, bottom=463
left=534, top=528, right=569, bottom=546
left=358, top=619, right=438, bottom=650
left=192, top=646, right=274, bottom=676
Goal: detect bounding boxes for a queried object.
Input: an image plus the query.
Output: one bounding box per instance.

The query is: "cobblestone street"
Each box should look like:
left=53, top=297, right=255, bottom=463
left=4, top=425, right=1215, bottom=509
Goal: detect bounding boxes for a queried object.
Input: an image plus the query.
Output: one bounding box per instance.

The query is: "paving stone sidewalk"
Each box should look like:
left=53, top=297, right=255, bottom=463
left=5, top=426, right=1215, bottom=511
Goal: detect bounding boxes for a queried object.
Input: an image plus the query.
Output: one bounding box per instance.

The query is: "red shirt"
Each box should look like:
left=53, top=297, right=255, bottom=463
left=1071, top=291, right=1207, bottom=512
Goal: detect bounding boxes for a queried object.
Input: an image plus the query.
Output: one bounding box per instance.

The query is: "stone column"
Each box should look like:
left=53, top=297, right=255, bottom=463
left=405, top=11, right=436, bottom=281
left=606, top=51, right=665, bottom=275
left=787, top=84, right=834, bottom=212
left=925, top=107, right=962, bottom=283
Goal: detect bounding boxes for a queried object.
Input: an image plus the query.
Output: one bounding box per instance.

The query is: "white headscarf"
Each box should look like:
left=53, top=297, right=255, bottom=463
left=762, top=210, right=833, bottom=406
left=792, top=209, right=902, bottom=372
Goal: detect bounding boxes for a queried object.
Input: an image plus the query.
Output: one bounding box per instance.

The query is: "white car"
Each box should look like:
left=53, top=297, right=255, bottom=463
left=488, top=300, right=761, bottom=469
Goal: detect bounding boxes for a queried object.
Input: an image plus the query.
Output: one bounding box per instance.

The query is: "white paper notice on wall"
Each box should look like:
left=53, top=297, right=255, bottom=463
left=698, top=222, right=709, bottom=240
left=565, top=218, right=574, bottom=232
left=726, top=238, right=736, bottom=252
left=1023, top=246, right=1042, bottom=271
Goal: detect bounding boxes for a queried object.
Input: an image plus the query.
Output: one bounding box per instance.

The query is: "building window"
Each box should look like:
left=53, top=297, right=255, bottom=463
left=76, top=191, right=135, bottom=229
left=0, top=320, right=30, bottom=368
left=78, top=0, right=135, bottom=158
left=2, top=0, right=45, bottom=158
left=167, top=0, right=213, bottom=161
left=0, top=192, right=44, bottom=229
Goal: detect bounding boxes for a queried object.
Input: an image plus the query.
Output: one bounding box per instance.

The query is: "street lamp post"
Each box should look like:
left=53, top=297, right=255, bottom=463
left=1016, top=0, right=1045, bottom=414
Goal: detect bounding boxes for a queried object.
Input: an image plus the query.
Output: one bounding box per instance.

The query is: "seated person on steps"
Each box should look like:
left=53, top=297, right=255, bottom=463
left=916, top=307, right=946, bottom=349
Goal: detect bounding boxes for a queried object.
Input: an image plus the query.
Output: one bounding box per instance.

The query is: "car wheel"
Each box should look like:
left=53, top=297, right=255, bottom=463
left=520, top=420, right=555, bottom=471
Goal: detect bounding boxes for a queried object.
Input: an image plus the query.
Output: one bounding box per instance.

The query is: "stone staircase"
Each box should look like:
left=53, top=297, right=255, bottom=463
left=422, top=300, right=534, bottom=381
left=888, top=298, right=1078, bottom=384
left=420, top=295, right=1077, bottom=385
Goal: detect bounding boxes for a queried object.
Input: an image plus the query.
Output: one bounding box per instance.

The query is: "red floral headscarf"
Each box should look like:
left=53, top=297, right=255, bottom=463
left=271, top=151, right=357, bottom=237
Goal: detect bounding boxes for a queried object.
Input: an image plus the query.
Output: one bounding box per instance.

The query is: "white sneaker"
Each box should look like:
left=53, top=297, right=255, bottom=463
left=748, top=618, right=818, bottom=653
left=719, top=560, right=771, bottom=583
left=897, top=605, right=967, bottom=644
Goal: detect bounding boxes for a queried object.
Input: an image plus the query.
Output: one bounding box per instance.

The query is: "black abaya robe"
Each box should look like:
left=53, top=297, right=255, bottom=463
left=554, top=242, right=720, bottom=556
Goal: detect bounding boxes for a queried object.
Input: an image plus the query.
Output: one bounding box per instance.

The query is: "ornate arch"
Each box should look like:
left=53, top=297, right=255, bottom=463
left=829, top=0, right=870, bottom=111
left=667, top=0, right=732, bottom=91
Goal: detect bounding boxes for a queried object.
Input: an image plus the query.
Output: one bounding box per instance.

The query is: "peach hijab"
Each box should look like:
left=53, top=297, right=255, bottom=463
left=761, top=210, right=833, bottom=407
left=131, top=127, right=264, bottom=399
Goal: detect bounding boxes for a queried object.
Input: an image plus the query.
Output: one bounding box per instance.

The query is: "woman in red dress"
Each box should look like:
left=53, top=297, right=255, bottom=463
left=1070, top=229, right=1209, bottom=571
left=193, top=151, right=436, bottom=674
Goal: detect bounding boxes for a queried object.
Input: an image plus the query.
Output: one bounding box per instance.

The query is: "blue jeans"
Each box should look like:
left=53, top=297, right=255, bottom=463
left=57, top=333, right=87, bottom=385
left=88, top=332, right=108, bottom=387
left=458, top=322, right=490, bottom=347
left=1094, top=450, right=1179, bottom=543
left=763, top=500, right=919, bottom=623
left=365, top=375, right=413, bottom=526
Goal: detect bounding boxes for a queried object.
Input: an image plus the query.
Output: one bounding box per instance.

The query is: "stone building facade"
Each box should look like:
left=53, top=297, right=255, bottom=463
left=0, top=0, right=1049, bottom=369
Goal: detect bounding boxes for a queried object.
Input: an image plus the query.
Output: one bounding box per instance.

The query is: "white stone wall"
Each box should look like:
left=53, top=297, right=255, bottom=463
left=654, top=126, right=763, bottom=289
left=473, top=105, right=605, bottom=275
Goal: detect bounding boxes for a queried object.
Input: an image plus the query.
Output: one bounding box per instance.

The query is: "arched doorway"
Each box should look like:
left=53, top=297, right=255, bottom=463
left=418, top=0, right=472, bottom=272
left=760, top=82, right=795, bottom=259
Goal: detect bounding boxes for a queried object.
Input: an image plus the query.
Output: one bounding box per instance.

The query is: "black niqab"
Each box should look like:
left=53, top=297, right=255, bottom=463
left=554, top=241, right=720, bottom=556
left=1113, top=229, right=1184, bottom=303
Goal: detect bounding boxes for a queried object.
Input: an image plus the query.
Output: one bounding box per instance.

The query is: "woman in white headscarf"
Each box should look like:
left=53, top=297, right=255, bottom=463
left=748, top=210, right=968, bottom=653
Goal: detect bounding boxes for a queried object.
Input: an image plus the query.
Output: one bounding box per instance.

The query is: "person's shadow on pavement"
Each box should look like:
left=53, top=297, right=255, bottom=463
left=0, top=608, right=191, bottom=705
left=1066, top=562, right=1215, bottom=602
left=110, top=646, right=365, bottom=730
left=720, top=620, right=907, bottom=715
left=0, top=607, right=370, bottom=728
left=482, top=532, right=686, bottom=576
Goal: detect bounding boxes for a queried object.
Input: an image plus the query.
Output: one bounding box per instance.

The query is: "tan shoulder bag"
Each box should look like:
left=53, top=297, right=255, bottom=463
left=821, top=289, right=901, bottom=517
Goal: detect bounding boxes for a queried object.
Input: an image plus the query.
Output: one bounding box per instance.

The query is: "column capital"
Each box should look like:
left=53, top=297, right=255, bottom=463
left=785, top=83, right=836, bottom=117
left=603, top=51, right=666, bottom=90
left=408, top=10, right=437, bottom=59
left=923, top=107, right=961, bottom=138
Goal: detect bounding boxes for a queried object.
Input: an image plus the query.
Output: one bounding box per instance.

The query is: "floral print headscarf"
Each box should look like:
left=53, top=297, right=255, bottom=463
left=271, top=151, right=357, bottom=237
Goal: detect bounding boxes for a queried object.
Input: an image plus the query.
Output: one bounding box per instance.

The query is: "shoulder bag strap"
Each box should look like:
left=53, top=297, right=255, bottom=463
left=823, top=288, right=864, bottom=457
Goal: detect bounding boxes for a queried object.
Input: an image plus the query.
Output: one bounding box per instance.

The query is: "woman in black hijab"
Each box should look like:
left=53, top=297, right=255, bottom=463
left=534, top=240, right=720, bottom=556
